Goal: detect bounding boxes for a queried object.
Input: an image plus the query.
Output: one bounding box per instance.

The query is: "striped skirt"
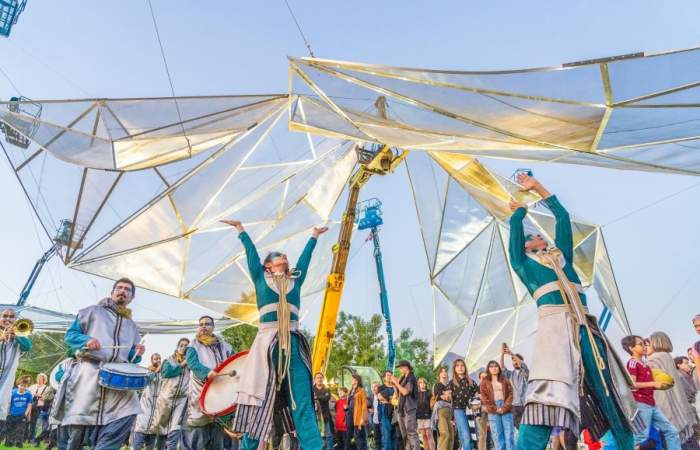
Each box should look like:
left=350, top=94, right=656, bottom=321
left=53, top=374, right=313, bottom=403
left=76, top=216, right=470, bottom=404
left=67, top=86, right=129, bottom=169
left=230, top=331, right=312, bottom=444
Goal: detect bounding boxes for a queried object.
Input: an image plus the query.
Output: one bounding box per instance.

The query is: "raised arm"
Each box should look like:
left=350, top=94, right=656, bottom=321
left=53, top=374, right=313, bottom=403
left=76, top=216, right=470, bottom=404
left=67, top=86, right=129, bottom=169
left=543, top=195, right=573, bottom=263
left=64, top=317, right=91, bottom=353
left=514, top=174, right=574, bottom=261
left=221, top=220, right=263, bottom=281
left=296, top=227, right=328, bottom=286
left=508, top=202, right=528, bottom=279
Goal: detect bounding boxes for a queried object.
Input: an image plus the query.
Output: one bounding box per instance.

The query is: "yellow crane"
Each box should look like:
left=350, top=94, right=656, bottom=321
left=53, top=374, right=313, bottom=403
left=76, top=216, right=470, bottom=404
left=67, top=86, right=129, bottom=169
left=311, top=141, right=407, bottom=375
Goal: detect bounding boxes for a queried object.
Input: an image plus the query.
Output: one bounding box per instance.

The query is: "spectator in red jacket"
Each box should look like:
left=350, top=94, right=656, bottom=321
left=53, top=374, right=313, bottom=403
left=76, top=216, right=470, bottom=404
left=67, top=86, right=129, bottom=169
left=335, top=387, right=349, bottom=449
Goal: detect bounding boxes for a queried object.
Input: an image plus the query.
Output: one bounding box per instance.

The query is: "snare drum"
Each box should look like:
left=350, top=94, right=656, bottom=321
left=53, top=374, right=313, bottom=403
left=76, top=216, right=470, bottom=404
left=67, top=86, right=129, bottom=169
left=200, top=351, right=249, bottom=416
left=98, top=362, right=152, bottom=391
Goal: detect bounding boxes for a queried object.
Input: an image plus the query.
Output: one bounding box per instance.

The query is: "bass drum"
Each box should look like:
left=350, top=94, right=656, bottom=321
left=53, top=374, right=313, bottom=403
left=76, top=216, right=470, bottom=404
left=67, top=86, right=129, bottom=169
left=200, top=350, right=249, bottom=416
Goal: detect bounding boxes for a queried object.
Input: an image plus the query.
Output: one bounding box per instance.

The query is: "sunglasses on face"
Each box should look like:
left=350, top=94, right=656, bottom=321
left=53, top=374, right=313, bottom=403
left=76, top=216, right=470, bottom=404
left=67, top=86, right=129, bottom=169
left=2, top=314, right=15, bottom=319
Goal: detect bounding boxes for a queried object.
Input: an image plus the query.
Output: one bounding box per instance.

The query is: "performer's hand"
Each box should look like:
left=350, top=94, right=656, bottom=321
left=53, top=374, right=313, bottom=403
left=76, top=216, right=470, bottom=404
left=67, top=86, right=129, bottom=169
left=208, top=370, right=221, bottom=379
left=652, top=381, right=667, bottom=390
left=509, top=200, right=527, bottom=212
left=516, top=173, right=539, bottom=191
left=86, top=338, right=101, bottom=351
left=312, top=226, right=329, bottom=238
left=220, top=220, right=244, bottom=233
left=135, top=344, right=146, bottom=356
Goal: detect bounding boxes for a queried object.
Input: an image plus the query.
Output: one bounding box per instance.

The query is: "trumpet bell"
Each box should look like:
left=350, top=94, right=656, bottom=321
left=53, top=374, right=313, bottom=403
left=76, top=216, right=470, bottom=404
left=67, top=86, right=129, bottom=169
left=13, top=318, right=33, bottom=337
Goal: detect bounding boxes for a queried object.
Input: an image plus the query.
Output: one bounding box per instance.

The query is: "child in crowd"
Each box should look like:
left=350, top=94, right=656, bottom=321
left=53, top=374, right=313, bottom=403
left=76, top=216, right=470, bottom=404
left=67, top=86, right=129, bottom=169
left=621, top=335, right=682, bottom=450
left=336, top=387, right=349, bottom=450
left=4, top=376, right=33, bottom=448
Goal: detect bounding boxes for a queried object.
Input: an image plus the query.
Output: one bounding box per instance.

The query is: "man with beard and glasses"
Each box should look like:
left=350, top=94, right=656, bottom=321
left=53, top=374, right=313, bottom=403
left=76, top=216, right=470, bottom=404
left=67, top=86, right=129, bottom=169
left=0, top=307, right=32, bottom=436
left=132, top=353, right=165, bottom=450
left=156, top=338, right=191, bottom=450
left=183, top=315, right=233, bottom=450
left=53, top=278, right=145, bottom=450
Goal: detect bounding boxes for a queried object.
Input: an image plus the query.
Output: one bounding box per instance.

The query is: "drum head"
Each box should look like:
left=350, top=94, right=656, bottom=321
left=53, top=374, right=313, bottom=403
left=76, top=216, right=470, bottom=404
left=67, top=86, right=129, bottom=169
left=102, top=362, right=152, bottom=375
left=200, top=350, right=249, bottom=416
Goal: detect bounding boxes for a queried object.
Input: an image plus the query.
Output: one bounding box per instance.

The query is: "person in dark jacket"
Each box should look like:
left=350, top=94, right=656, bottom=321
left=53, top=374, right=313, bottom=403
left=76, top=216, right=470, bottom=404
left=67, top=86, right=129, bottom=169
left=416, top=378, right=434, bottom=450
left=314, top=373, right=335, bottom=450
left=480, top=361, right=514, bottom=450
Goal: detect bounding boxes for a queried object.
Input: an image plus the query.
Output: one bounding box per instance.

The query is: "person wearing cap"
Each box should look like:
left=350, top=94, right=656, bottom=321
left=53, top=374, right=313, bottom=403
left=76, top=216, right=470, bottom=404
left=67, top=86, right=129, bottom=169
left=388, top=360, right=419, bottom=450
left=508, top=174, right=639, bottom=450
left=221, top=220, right=328, bottom=450
left=0, top=308, right=32, bottom=434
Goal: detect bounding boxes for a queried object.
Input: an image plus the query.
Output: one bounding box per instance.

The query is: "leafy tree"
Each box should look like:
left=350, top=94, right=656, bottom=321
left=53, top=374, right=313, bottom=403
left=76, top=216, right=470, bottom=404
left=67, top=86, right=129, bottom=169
left=327, top=312, right=386, bottom=379
left=221, top=323, right=258, bottom=351
left=394, top=328, right=435, bottom=384
left=17, top=332, right=67, bottom=382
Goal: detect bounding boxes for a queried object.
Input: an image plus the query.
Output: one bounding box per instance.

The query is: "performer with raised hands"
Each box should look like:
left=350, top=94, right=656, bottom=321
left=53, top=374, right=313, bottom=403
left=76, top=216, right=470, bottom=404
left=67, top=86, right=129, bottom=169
left=183, top=315, right=233, bottom=450
left=53, top=277, right=145, bottom=450
left=156, top=338, right=191, bottom=450
left=0, top=308, right=32, bottom=429
left=507, top=174, right=639, bottom=450
left=220, top=219, right=328, bottom=450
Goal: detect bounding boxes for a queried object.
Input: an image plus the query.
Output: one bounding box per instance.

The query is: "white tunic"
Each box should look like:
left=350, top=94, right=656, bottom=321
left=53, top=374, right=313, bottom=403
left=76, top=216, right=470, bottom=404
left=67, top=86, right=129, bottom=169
left=0, top=337, right=23, bottom=418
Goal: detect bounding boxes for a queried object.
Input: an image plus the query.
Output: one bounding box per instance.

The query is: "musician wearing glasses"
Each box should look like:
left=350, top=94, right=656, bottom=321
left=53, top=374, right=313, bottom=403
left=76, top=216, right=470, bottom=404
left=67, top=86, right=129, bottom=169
left=53, top=277, right=145, bottom=450
left=156, top=338, right=191, bottom=450
left=220, top=220, right=328, bottom=450
left=183, top=315, right=233, bottom=450
left=0, top=308, right=33, bottom=427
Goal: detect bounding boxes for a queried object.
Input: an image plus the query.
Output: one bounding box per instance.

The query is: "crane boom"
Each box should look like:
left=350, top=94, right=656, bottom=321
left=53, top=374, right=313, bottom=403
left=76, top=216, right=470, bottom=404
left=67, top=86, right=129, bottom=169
left=311, top=144, right=407, bottom=376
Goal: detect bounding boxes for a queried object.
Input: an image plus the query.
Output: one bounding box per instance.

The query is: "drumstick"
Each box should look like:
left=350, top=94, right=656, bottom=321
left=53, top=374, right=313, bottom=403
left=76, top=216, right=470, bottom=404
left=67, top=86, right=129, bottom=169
left=81, top=345, right=131, bottom=350
left=130, top=335, right=147, bottom=363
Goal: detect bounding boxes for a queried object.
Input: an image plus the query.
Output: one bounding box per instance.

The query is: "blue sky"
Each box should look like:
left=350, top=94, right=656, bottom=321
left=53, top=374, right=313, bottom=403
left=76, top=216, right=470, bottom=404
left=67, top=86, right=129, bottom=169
left=1, top=1, right=700, bottom=361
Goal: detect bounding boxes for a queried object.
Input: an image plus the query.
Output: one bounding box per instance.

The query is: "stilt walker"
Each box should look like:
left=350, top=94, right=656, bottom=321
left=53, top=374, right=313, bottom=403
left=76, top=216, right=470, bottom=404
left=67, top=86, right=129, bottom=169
left=507, top=174, right=641, bottom=450
left=220, top=220, right=327, bottom=450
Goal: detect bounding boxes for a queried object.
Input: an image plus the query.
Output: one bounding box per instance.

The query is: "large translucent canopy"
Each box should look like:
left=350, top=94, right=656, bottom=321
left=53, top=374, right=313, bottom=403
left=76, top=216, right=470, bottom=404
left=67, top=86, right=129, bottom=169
left=1, top=93, right=630, bottom=368
left=1, top=95, right=358, bottom=323
left=405, top=152, right=630, bottom=368
left=289, top=46, right=700, bottom=176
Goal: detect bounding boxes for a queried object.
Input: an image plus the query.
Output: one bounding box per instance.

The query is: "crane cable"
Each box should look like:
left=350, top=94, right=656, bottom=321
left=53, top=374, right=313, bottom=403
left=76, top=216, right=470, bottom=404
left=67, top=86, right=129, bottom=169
left=282, top=0, right=315, bottom=58
left=146, top=0, right=192, bottom=154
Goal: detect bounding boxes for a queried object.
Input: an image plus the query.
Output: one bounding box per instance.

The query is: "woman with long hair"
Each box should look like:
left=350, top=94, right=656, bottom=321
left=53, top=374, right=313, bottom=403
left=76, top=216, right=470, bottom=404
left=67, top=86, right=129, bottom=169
left=480, top=361, right=514, bottom=450
left=346, top=374, right=369, bottom=450
left=416, top=377, right=434, bottom=450
left=451, top=359, right=478, bottom=450
left=222, top=219, right=328, bottom=450
left=432, top=367, right=453, bottom=450
left=646, top=332, right=698, bottom=448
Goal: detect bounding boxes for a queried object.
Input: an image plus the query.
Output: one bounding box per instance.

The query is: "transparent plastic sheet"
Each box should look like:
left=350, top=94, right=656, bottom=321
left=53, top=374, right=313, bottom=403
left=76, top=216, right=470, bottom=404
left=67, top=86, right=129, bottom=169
left=290, top=49, right=700, bottom=175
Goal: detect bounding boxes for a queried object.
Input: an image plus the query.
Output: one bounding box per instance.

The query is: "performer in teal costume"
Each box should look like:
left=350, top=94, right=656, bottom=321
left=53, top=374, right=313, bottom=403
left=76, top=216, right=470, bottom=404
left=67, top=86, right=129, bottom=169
left=507, top=174, right=639, bottom=450
left=221, top=220, right=328, bottom=450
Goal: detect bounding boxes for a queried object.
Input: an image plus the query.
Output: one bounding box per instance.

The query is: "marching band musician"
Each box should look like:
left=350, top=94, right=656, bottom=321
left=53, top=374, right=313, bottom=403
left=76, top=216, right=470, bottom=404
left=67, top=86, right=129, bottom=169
left=221, top=219, right=328, bottom=450
left=0, top=308, right=32, bottom=433
left=53, top=277, right=145, bottom=450
left=183, top=315, right=233, bottom=450
left=156, top=338, right=191, bottom=450
left=132, top=353, right=165, bottom=450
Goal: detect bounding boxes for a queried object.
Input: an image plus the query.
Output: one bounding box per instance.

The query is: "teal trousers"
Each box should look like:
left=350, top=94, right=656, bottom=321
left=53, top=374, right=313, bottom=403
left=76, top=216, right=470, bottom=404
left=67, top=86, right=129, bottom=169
left=241, top=334, right=322, bottom=450
left=516, top=328, right=633, bottom=450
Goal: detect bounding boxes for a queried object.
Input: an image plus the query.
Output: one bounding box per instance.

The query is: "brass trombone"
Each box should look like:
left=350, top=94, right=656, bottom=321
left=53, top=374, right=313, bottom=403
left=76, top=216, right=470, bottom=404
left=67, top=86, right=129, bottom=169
left=0, top=318, right=34, bottom=340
